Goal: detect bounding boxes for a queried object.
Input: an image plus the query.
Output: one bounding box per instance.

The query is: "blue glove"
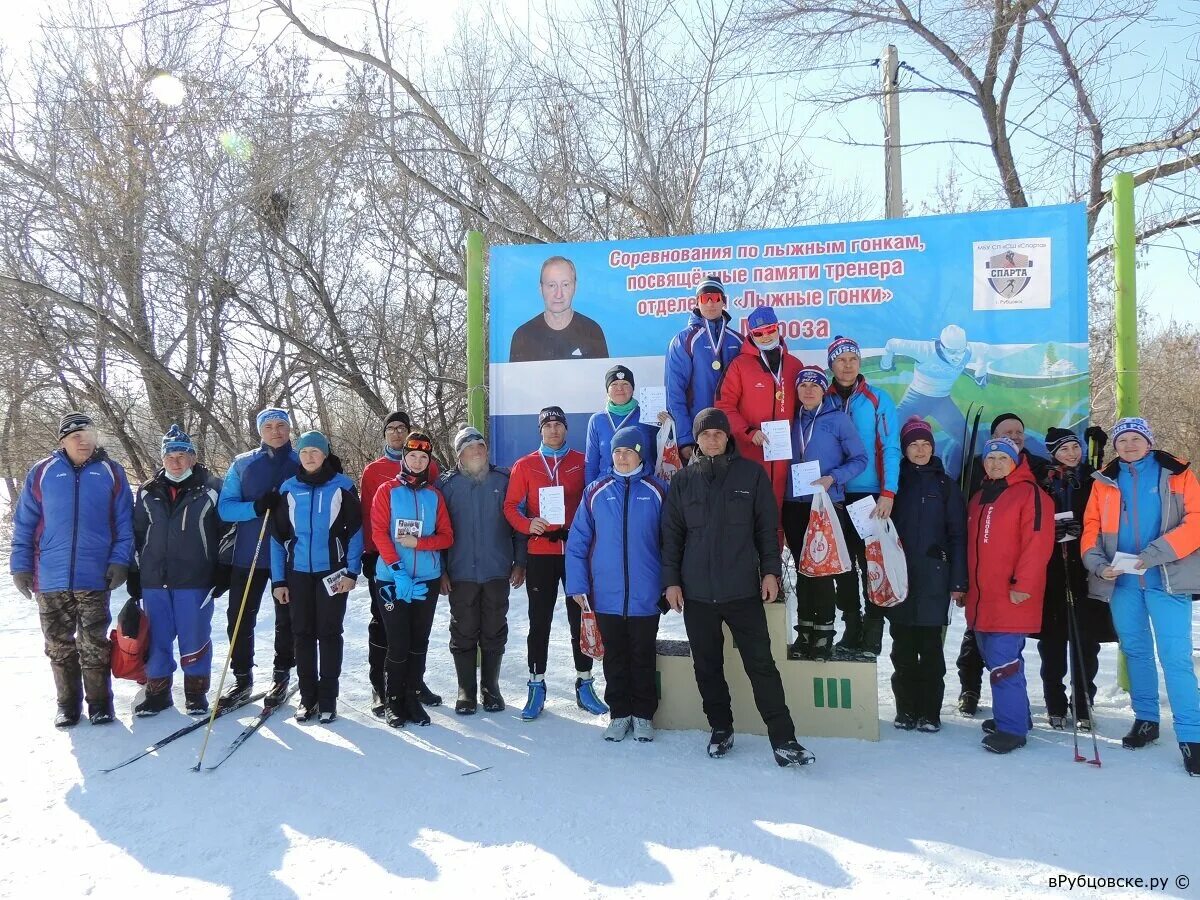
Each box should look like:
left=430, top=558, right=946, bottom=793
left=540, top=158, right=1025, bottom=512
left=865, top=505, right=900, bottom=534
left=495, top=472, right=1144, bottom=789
left=411, top=581, right=428, bottom=602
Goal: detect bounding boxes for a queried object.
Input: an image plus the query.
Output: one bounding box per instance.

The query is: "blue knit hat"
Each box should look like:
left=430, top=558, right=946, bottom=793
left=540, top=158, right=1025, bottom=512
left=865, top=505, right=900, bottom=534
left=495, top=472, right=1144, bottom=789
left=982, top=437, right=1020, bottom=464
left=746, top=306, right=779, bottom=332
left=256, top=407, right=291, bottom=431
left=1112, top=417, right=1154, bottom=446
left=295, top=431, right=330, bottom=456
left=611, top=425, right=645, bottom=459
left=827, top=335, right=861, bottom=365
left=161, top=424, right=196, bottom=457
left=795, top=365, right=829, bottom=391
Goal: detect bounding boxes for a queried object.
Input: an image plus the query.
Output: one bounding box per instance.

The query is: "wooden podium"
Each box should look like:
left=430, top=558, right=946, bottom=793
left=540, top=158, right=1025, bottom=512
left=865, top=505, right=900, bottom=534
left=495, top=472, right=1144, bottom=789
left=654, top=600, right=880, bottom=741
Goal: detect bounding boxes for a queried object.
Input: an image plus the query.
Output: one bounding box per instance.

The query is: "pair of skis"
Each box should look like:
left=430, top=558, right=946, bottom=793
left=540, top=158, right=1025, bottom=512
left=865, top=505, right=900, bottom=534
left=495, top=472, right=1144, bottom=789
left=958, top=403, right=984, bottom=493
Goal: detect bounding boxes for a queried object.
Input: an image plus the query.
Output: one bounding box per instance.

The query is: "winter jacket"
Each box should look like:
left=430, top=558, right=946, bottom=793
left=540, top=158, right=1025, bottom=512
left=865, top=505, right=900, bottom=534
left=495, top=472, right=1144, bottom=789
left=439, top=465, right=527, bottom=584
left=1082, top=451, right=1200, bottom=599
left=132, top=465, right=224, bottom=593
left=784, top=397, right=868, bottom=503
left=360, top=453, right=441, bottom=555
left=1039, top=462, right=1117, bottom=642
left=965, top=460, right=1055, bottom=633
left=886, top=456, right=968, bottom=627
left=270, top=461, right=364, bottom=585
left=566, top=466, right=667, bottom=617
left=665, top=310, right=744, bottom=447
left=584, top=406, right=660, bottom=485
left=217, top=442, right=300, bottom=569
left=660, top=443, right=782, bottom=603
left=716, top=338, right=803, bottom=508
left=10, top=448, right=134, bottom=593
left=967, top=448, right=1050, bottom=497
left=503, top=448, right=587, bottom=556
left=829, top=376, right=900, bottom=499
left=370, top=476, right=454, bottom=584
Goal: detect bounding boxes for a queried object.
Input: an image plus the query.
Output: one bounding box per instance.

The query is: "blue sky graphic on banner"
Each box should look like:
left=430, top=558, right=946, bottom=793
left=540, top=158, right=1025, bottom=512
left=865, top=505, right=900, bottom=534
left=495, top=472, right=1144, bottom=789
left=489, top=204, right=1088, bottom=473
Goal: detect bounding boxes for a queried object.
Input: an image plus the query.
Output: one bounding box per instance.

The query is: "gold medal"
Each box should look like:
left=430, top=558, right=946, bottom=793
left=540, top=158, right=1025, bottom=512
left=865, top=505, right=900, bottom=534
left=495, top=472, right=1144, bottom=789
left=776, top=390, right=785, bottom=403
left=711, top=360, right=721, bottom=371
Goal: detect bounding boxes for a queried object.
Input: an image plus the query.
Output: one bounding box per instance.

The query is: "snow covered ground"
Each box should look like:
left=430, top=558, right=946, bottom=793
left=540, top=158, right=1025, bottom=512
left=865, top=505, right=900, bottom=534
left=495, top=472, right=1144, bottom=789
left=2, top=578, right=1197, bottom=899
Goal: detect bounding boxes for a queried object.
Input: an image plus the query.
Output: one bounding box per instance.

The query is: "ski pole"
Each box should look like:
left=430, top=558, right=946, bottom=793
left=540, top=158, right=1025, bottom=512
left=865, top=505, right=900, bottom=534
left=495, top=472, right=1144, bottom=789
left=1061, top=543, right=1101, bottom=767
left=193, top=510, right=272, bottom=772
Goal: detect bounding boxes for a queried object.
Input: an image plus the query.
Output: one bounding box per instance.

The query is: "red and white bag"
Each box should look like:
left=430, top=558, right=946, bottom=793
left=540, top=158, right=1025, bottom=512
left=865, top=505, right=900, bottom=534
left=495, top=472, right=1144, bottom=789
left=799, top=489, right=852, bottom=577
left=865, top=518, right=909, bottom=607
left=110, top=597, right=149, bottom=684
left=579, top=598, right=605, bottom=660
left=656, top=417, right=682, bottom=482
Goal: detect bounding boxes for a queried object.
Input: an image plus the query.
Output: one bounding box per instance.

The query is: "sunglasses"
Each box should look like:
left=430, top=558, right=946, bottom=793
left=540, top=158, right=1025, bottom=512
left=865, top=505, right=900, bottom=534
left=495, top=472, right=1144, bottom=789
left=698, top=291, right=725, bottom=305
left=749, top=324, right=779, bottom=339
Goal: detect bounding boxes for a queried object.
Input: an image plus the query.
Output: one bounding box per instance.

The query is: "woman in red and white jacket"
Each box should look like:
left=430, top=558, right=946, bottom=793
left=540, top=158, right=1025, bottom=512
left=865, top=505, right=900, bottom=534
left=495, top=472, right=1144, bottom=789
left=502, top=405, right=606, bottom=721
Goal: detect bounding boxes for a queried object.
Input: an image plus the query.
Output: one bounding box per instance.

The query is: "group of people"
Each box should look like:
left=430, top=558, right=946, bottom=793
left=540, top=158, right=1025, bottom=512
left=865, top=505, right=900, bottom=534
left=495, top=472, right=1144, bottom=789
left=8, top=275, right=1200, bottom=776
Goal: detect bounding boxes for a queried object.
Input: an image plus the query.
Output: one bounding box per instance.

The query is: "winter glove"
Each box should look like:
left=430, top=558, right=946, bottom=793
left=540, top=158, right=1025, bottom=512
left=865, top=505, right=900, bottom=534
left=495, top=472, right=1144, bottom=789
left=126, top=568, right=142, bottom=601
left=211, top=563, right=232, bottom=599
left=543, top=528, right=568, bottom=543
left=1054, top=517, right=1083, bottom=541
left=12, top=571, right=34, bottom=599
left=106, top=563, right=129, bottom=591
left=1084, top=426, right=1108, bottom=454
left=411, top=581, right=428, bottom=602
left=253, top=488, right=281, bottom=516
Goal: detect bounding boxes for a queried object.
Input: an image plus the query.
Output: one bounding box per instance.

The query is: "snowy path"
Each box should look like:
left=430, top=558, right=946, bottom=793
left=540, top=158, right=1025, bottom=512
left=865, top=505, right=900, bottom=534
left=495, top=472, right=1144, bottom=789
left=1, top=581, right=1196, bottom=899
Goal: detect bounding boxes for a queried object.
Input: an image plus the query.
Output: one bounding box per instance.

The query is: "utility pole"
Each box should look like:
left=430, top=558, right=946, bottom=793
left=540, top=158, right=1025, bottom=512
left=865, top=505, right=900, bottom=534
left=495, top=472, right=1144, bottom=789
left=882, top=45, right=903, bottom=219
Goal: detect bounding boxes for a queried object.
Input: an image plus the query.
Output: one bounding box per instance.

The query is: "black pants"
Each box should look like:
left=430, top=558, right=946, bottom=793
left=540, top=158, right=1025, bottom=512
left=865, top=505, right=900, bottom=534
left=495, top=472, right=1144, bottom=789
left=597, top=613, right=660, bottom=719
left=890, top=623, right=946, bottom=721
left=379, top=579, right=439, bottom=701
left=1038, top=636, right=1100, bottom=718
left=526, top=554, right=591, bottom=675
left=363, top=553, right=388, bottom=698
left=227, top=566, right=293, bottom=676
left=957, top=628, right=984, bottom=695
left=682, top=596, right=796, bottom=744
left=781, top=501, right=839, bottom=647
left=833, top=492, right=886, bottom=637
left=288, top=570, right=348, bottom=711
left=448, top=579, right=510, bottom=655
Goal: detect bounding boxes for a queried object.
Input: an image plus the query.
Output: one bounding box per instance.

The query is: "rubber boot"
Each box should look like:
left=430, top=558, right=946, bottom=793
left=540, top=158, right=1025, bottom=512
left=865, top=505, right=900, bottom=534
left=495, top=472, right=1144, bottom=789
left=453, top=651, right=478, bottom=715
left=83, top=666, right=114, bottom=724
left=134, top=676, right=174, bottom=717
left=184, top=675, right=210, bottom=716
left=480, top=651, right=505, bottom=712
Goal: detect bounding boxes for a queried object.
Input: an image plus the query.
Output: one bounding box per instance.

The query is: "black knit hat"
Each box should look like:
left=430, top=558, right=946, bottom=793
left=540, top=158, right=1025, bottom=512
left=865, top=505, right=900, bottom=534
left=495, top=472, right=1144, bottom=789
left=692, top=407, right=731, bottom=437
left=1045, top=427, right=1081, bottom=457
left=58, top=411, right=94, bottom=440
left=990, top=412, right=1024, bottom=435
left=384, top=410, right=411, bottom=433
left=605, top=365, right=635, bottom=391
left=538, top=406, right=568, bottom=429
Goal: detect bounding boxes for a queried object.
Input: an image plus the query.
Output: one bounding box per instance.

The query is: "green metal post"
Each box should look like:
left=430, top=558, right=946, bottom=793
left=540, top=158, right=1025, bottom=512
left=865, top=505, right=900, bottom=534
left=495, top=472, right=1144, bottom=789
left=1112, top=172, right=1137, bottom=693
left=466, top=231, right=486, bottom=432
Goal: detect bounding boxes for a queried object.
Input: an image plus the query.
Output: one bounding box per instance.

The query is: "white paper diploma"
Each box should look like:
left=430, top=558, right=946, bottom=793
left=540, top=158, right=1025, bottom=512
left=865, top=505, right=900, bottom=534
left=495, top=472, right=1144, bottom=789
left=1110, top=551, right=1143, bottom=574
left=790, top=461, right=823, bottom=497
left=539, top=486, right=566, bottom=525
left=761, top=419, right=792, bottom=462
left=847, top=495, right=879, bottom=540
left=637, top=386, right=667, bottom=422
left=323, top=569, right=348, bottom=596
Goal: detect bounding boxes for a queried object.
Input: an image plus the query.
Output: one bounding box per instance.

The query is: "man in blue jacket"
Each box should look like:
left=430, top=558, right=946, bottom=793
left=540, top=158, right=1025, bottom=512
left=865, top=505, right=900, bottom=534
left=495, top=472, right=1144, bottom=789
left=664, top=275, right=744, bottom=463
left=438, top=426, right=527, bottom=715
left=10, top=412, right=134, bottom=727
left=216, top=407, right=300, bottom=709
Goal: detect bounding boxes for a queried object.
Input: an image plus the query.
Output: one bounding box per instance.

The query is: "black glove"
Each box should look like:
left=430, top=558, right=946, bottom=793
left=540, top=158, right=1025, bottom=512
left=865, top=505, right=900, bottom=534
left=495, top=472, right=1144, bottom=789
left=12, top=571, right=34, bottom=599
left=543, top=528, right=568, bottom=543
left=211, top=563, right=232, bottom=599
left=126, top=568, right=142, bottom=601
left=254, top=489, right=281, bottom=516
left=1054, top=518, right=1082, bottom=541
left=1084, top=426, right=1108, bottom=453
left=1066, top=518, right=1082, bottom=539
left=361, top=552, right=379, bottom=577
left=106, top=563, right=129, bottom=591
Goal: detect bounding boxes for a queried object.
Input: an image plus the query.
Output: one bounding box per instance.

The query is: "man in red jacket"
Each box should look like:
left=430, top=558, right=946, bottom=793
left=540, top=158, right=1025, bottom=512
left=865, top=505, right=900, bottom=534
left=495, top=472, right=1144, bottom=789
left=961, top=437, right=1055, bottom=754
left=503, top=406, right=606, bottom=721
left=716, top=306, right=801, bottom=524
left=360, top=411, right=441, bottom=715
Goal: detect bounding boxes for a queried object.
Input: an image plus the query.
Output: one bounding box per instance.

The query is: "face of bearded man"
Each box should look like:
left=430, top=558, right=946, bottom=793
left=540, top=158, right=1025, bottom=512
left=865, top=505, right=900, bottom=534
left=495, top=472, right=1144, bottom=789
left=460, top=442, right=489, bottom=479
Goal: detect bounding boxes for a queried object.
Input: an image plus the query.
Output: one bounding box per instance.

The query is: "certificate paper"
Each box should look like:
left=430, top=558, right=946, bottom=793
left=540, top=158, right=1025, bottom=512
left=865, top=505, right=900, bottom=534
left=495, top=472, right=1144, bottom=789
left=847, top=495, right=879, bottom=540
left=790, top=461, right=822, bottom=497
left=637, top=386, right=667, bottom=422
left=761, top=419, right=792, bottom=462
left=539, top=486, right=566, bottom=525
left=323, top=569, right=349, bottom=596
left=1110, top=551, right=1143, bottom=574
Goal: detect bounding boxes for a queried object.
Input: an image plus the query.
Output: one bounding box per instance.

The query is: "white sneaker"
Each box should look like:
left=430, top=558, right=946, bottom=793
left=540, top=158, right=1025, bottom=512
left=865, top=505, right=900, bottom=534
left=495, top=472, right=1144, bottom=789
left=604, top=716, right=633, bottom=741
left=632, top=717, right=655, bottom=742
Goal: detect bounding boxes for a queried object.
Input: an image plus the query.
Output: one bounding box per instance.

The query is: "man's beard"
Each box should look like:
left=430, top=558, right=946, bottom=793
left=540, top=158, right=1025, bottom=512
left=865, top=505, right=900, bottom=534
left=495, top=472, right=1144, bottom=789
left=463, top=457, right=489, bottom=479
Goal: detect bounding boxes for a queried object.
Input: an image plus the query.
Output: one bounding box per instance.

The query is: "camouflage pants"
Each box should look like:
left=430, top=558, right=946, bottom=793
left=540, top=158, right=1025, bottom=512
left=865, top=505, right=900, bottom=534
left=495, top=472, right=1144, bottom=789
left=36, top=590, right=112, bottom=707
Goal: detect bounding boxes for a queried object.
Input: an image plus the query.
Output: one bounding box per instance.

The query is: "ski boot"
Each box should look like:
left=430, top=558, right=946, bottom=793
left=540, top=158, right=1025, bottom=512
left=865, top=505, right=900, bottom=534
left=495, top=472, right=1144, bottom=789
left=521, top=678, right=547, bottom=721
left=707, top=728, right=735, bottom=758
left=218, top=672, right=253, bottom=710
left=957, top=691, right=979, bottom=717
left=1122, top=719, right=1159, bottom=749
left=982, top=731, right=1026, bottom=754
left=575, top=677, right=609, bottom=715
left=773, top=739, right=816, bottom=767
left=1182, top=742, right=1200, bottom=777
left=263, top=669, right=290, bottom=708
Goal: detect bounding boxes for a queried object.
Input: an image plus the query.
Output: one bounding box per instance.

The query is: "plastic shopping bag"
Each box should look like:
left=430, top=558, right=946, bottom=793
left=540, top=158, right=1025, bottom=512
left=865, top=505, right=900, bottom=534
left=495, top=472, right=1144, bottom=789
left=865, top=518, right=909, bottom=607
left=110, top=598, right=149, bottom=684
left=579, top=598, right=605, bottom=660
left=799, top=489, right=852, bottom=577
left=656, top=417, right=682, bottom=482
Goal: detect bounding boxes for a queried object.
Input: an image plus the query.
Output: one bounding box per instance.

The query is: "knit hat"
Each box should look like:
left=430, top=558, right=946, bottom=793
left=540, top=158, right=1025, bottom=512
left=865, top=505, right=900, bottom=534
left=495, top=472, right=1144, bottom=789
left=58, top=411, right=94, bottom=441
left=900, top=416, right=935, bottom=452
left=454, top=426, right=486, bottom=457
left=982, top=437, right=1020, bottom=464
left=605, top=365, right=635, bottom=391
left=1045, top=427, right=1082, bottom=458
left=611, top=425, right=645, bottom=459
left=697, top=275, right=726, bottom=300
left=295, top=431, right=330, bottom=456
left=1112, top=417, right=1154, bottom=446
left=384, top=410, right=411, bottom=432
left=403, top=431, right=433, bottom=457
left=746, top=306, right=779, bottom=333
left=990, top=412, right=1024, bottom=435
left=256, top=407, right=291, bottom=431
left=538, top=406, right=568, bottom=429
left=795, top=365, right=829, bottom=391
left=161, top=424, right=196, bottom=457
left=692, top=407, right=731, bottom=437
left=826, top=335, right=860, bottom=364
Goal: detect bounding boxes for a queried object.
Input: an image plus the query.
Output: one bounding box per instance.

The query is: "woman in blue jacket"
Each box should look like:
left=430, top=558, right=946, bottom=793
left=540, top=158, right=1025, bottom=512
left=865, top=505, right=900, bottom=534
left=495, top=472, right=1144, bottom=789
left=271, top=432, right=363, bottom=724
left=584, top=365, right=661, bottom=484
left=567, top=426, right=667, bottom=743
left=783, top=366, right=868, bottom=662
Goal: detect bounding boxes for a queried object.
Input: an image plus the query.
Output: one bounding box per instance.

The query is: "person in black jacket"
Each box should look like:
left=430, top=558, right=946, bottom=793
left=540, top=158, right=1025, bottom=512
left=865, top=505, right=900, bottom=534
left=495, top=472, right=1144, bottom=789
left=886, top=418, right=967, bottom=732
left=661, top=407, right=813, bottom=767
left=129, top=426, right=226, bottom=717
left=1037, top=427, right=1117, bottom=730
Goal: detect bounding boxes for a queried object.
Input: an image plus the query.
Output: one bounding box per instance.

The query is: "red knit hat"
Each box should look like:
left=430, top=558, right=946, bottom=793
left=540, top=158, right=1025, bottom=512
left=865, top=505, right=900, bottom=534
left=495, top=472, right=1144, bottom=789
left=900, top=416, right=935, bottom=452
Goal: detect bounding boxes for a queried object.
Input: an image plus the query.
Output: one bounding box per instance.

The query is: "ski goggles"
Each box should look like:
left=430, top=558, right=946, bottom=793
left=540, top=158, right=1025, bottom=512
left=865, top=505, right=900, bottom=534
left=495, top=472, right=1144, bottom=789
left=403, top=435, right=433, bottom=455
left=698, top=290, right=725, bottom=305
left=749, top=323, right=779, bottom=340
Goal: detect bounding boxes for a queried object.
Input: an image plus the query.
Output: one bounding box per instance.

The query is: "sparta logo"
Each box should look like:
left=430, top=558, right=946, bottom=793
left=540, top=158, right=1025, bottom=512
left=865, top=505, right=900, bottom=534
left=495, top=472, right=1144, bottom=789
left=985, top=250, right=1033, bottom=298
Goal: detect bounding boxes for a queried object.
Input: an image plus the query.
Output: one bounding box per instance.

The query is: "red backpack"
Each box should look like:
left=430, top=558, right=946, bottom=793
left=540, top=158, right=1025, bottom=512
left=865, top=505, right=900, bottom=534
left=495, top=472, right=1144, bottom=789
left=110, top=598, right=149, bottom=684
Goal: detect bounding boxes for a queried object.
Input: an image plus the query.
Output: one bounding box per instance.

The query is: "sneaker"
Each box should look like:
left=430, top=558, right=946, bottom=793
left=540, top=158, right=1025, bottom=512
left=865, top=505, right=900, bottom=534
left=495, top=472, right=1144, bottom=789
left=916, top=717, right=941, bottom=733
left=295, top=703, right=318, bottom=724
left=575, top=677, right=609, bottom=716
left=894, top=712, right=917, bottom=730
left=370, top=690, right=387, bottom=719
left=263, top=670, right=290, bottom=709
left=957, top=691, right=979, bottom=717
left=319, top=710, right=337, bottom=725
left=1048, top=714, right=1067, bottom=730
left=1122, top=719, right=1160, bottom=749
left=1182, top=742, right=1200, bottom=777
left=604, top=716, right=633, bottom=742
left=707, top=728, right=735, bottom=758
left=982, top=731, right=1027, bottom=754
left=632, top=717, right=655, bottom=743
left=773, top=739, right=816, bottom=767
left=385, top=700, right=405, bottom=729
left=521, top=679, right=547, bottom=721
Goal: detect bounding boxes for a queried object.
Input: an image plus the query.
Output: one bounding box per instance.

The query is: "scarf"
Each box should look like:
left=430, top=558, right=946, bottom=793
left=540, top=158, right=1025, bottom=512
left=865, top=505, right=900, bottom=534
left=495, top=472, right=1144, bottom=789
left=539, top=442, right=570, bottom=459
left=607, top=398, right=638, bottom=417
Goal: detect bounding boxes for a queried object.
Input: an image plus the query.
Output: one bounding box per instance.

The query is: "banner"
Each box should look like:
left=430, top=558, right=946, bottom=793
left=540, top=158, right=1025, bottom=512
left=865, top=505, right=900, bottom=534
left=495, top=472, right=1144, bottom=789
left=489, top=204, right=1089, bottom=476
